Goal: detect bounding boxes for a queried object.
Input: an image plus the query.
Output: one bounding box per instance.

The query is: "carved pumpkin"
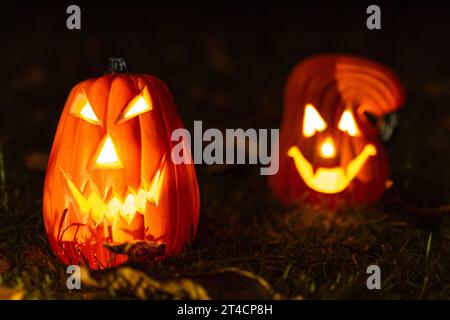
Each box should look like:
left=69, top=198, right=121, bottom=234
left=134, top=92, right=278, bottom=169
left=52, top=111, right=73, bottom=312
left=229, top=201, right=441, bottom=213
left=43, top=58, right=200, bottom=269
left=269, top=55, right=405, bottom=208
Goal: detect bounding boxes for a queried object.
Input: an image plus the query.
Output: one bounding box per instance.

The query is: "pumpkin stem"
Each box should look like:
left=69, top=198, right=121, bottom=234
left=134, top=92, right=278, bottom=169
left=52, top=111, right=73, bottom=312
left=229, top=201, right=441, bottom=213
left=107, top=57, right=129, bottom=73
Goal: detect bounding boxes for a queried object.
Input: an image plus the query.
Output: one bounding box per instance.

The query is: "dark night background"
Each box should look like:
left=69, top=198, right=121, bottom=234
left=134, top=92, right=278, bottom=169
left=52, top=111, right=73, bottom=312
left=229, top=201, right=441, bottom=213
left=0, top=1, right=449, bottom=299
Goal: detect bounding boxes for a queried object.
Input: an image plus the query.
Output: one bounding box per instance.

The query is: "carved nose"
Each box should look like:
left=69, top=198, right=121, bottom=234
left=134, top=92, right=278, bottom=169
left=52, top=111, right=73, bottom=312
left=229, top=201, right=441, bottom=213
left=94, top=135, right=123, bottom=169
left=320, top=137, right=335, bottom=159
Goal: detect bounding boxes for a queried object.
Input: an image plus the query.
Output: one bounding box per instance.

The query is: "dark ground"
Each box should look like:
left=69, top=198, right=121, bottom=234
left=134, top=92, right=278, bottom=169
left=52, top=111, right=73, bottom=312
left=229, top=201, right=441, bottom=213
left=0, top=1, right=449, bottom=299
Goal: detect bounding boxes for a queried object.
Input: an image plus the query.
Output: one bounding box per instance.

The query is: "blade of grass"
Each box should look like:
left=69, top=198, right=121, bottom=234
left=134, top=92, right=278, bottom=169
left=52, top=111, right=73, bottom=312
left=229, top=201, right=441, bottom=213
left=426, top=232, right=432, bottom=262
left=282, top=263, right=292, bottom=281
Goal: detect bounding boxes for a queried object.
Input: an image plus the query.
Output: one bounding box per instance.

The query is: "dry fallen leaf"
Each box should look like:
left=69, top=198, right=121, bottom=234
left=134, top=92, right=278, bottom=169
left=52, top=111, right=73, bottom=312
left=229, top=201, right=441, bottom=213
left=104, top=241, right=166, bottom=264
left=193, top=267, right=284, bottom=300
left=81, top=264, right=286, bottom=300
left=0, top=285, right=25, bottom=300
left=96, top=242, right=290, bottom=299
left=81, top=266, right=209, bottom=300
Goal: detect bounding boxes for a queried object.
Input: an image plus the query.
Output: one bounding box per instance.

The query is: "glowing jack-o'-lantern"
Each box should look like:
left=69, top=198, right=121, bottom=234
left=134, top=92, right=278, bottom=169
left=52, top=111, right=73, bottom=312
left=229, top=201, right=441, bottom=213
left=43, top=58, right=200, bottom=269
left=269, top=55, right=405, bottom=208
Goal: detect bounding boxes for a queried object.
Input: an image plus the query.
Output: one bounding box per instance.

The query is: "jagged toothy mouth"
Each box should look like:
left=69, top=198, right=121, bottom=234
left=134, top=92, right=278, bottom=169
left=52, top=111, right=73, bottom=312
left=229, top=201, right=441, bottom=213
left=62, top=158, right=166, bottom=225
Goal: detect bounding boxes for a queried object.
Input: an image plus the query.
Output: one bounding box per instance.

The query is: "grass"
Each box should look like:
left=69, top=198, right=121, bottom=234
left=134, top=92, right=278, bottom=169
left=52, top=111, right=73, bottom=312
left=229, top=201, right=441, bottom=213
left=0, top=2, right=449, bottom=300
left=0, top=160, right=449, bottom=299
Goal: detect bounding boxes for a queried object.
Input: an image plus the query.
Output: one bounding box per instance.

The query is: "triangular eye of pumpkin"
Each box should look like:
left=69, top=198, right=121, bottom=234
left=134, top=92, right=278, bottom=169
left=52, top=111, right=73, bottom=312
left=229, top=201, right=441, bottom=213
left=338, top=110, right=360, bottom=136
left=70, top=92, right=100, bottom=125
left=303, top=104, right=327, bottom=137
left=80, top=101, right=100, bottom=124
left=121, top=87, right=153, bottom=121
left=123, top=96, right=149, bottom=119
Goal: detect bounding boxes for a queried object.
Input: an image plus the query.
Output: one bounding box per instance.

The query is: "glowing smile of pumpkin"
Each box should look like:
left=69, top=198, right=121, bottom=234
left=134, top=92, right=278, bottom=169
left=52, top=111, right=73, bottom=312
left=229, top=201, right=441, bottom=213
left=288, top=144, right=377, bottom=194
left=62, top=163, right=165, bottom=225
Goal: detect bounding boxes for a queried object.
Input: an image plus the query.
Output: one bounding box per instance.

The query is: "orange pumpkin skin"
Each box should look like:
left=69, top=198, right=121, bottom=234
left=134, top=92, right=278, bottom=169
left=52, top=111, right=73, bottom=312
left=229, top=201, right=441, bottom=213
left=269, top=55, right=405, bottom=208
left=43, top=72, right=199, bottom=269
